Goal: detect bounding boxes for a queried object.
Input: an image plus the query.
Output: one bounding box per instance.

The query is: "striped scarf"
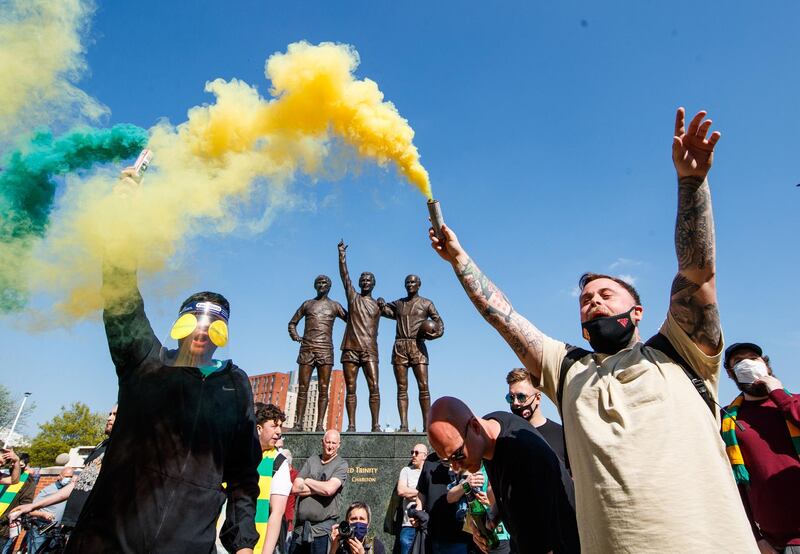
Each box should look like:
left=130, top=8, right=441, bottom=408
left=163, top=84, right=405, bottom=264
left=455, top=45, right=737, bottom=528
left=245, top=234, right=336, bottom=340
left=254, top=449, right=280, bottom=553
left=721, top=392, right=800, bottom=484
left=0, top=471, right=29, bottom=515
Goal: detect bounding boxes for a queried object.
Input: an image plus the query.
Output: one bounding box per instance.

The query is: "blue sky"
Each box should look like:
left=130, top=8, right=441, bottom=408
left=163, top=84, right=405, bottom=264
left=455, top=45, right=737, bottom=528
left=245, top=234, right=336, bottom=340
left=3, top=1, right=799, bottom=437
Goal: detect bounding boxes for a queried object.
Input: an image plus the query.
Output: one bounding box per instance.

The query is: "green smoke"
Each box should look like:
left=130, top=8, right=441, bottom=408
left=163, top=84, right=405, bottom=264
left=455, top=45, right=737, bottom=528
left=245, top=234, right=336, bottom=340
left=0, top=123, right=149, bottom=310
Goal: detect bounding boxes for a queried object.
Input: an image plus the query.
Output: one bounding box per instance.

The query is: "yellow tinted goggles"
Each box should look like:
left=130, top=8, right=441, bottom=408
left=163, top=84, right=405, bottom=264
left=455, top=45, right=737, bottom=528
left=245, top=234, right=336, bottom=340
left=170, top=313, right=229, bottom=347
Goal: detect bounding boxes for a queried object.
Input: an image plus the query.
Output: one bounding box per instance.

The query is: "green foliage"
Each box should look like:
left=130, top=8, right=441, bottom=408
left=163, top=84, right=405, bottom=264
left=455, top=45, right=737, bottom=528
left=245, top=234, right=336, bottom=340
left=27, top=402, right=105, bottom=467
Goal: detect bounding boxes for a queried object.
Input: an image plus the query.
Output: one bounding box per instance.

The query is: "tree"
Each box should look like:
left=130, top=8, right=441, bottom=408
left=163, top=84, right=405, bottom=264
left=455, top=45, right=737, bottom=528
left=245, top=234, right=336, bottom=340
left=27, top=403, right=106, bottom=467
left=0, top=384, right=35, bottom=430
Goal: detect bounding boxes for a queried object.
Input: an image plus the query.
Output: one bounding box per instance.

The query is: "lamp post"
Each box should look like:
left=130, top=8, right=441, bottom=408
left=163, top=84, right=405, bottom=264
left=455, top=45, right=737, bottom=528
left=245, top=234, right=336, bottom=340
left=3, top=392, right=32, bottom=448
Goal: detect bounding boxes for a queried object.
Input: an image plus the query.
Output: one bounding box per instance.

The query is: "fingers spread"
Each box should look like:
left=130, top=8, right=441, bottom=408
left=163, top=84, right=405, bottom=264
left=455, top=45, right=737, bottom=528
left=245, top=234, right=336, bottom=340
left=686, top=110, right=706, bottom=137
left=697, top=119, right=713, bottom=139
left=707, top=131, right=721, bottom=148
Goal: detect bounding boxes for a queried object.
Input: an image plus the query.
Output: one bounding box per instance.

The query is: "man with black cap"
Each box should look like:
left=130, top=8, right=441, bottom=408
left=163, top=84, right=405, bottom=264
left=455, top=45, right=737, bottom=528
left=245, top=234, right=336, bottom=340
left=722, top=342, right=800, bottom=553
left=64, top=167, right=261, bottom=553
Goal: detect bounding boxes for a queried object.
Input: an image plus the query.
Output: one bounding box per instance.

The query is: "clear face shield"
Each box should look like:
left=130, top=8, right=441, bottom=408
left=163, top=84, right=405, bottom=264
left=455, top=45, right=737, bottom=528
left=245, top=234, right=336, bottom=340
left=162, top=300, right=230, bottom=369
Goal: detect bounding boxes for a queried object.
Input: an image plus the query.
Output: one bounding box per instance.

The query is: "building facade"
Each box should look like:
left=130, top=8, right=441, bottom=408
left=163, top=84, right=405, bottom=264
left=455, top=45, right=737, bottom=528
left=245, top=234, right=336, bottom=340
left=249, top=370, right=344, bottom=431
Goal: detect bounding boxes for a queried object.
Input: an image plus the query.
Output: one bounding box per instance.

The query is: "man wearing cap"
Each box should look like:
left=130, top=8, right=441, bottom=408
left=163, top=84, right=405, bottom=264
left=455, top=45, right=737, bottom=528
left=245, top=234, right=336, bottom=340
left=722, top=342, right=800, bottom=553
left=64, top=168, right=261, bottom=553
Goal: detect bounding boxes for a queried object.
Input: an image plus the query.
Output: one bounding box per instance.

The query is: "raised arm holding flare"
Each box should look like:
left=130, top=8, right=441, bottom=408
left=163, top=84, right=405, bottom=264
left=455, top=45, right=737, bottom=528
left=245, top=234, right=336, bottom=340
left=428, top=108, right=758, bottom=553
left=429, top=227, right=544, bottom=378
left=65, top=167, right=260, bottom=554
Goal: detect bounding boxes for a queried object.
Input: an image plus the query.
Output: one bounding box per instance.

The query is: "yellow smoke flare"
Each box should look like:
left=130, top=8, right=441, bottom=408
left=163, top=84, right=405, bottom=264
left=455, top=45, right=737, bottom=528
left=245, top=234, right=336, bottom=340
left=0, top=0, right=108, bottom=142
left=185, top=41, right=431, bottom=198
left=28, top=41, right=431, bottom=322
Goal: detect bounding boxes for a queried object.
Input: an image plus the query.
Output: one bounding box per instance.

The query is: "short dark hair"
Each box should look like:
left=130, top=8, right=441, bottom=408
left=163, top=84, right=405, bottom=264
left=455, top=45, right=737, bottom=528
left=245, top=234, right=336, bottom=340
left=19, top=453, right=30, bottom=465
left=578, top=273, right=641, bottom=305
left=179, top=291, right=230, bottom=316
left=346, top=501, right=372, bottom=523
left=506, top=368, right=532, bottom=386
left=254, top=402, right=285, bottom=426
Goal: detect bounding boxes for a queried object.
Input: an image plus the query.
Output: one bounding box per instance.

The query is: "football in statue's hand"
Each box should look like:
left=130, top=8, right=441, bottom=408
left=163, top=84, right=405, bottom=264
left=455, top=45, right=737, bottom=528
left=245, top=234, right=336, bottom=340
left=418, top=320, right=441, bottom=340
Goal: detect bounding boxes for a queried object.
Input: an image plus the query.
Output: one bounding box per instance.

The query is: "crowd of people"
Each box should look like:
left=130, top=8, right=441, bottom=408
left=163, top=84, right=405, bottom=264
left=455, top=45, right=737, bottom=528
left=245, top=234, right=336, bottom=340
left=0, top=106, right=798, bottom=553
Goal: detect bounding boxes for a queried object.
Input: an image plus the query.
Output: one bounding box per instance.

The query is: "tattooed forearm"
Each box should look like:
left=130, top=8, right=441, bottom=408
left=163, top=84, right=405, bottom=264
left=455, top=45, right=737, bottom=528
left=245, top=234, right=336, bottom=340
left=675, top=176, right=715, bottom=272
left=670, top=176, right=721, bottom=352
left=454, top=257, right=543, bottom=368
left=669, top=274, right=721, bottom=351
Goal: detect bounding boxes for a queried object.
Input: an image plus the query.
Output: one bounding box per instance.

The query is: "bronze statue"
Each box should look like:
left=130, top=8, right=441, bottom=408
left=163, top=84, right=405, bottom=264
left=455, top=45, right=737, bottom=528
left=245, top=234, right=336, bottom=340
left=338, top=240, right=382, bottom=432
left=379, top=275, right=443, bottom=431
left=288, top=275, right=347, bottom=431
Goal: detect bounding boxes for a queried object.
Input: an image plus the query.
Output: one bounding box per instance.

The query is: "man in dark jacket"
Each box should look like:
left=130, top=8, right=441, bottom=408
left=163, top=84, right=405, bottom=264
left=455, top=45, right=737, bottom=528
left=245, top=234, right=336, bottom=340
left=65, top=168, right=261, bottom=554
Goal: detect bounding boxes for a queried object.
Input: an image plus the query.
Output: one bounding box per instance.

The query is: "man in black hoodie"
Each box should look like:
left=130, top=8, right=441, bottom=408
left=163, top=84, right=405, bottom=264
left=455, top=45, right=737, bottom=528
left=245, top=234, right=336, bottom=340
left=65, top=169, right=261, bottom=554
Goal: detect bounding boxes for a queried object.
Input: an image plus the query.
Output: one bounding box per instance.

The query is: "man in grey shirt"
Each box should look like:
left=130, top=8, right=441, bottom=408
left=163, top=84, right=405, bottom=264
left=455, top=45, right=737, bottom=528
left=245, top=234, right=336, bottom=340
left=291, top=430, right=349, bottom=554
left=26, top=466, right=75, bottom=552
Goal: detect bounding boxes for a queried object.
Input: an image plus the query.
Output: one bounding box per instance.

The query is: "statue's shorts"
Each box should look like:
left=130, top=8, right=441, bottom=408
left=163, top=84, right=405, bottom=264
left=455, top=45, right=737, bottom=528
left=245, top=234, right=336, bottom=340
left=340, top=349, right=378, bottom=364
left=391, top=339, right=429, bottom=366
left=297, top=347, right=334, bottom=366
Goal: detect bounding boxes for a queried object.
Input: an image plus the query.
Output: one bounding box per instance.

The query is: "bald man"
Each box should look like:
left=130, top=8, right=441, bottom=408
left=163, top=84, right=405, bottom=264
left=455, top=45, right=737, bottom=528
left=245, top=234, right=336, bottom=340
left=396, top=443, right=428, bottom=554
left=290, top=430, right=349, bottom=554
left=428, top=397, right=578, bottom=554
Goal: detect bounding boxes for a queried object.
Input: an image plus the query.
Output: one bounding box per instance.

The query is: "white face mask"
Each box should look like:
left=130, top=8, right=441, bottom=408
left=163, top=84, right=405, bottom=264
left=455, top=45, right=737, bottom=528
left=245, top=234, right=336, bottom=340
left=732, top=358, right=768, bottom=384
left=60, top=477, right=72, bottom=486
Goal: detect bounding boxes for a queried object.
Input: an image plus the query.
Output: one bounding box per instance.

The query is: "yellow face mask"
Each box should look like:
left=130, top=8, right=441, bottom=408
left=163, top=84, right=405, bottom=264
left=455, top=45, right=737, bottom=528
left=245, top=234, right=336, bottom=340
left=170, top=313, right=229, bottom=347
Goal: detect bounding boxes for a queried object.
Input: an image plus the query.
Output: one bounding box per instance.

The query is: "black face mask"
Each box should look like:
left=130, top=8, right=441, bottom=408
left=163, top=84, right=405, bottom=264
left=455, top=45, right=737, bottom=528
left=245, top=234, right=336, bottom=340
left=581, top=307, right=636, bottom=355
left=510, top=400, right=536, bottom=420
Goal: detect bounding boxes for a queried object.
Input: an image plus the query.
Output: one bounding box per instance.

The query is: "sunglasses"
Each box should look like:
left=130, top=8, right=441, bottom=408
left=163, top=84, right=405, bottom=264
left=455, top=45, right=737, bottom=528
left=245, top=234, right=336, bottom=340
left=411, top=450, right=427, bottom=456
left=505, top=392, right=532, bottom=404
left=441, top=419, right=472, bottom=468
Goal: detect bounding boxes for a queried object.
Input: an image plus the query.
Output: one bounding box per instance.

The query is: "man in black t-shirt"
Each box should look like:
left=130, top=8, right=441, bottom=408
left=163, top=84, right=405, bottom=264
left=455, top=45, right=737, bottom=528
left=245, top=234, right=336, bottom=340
left=415, top=454, right=471, bottom=554
left=428, top=397, right=579, bottom=554
left=505, top=368, right=566, bottom=464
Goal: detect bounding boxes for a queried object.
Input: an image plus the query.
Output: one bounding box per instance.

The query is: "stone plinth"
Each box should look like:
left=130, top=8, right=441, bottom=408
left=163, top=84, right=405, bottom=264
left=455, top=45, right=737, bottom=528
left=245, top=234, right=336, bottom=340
left=282, top=431, right=428, bottom=548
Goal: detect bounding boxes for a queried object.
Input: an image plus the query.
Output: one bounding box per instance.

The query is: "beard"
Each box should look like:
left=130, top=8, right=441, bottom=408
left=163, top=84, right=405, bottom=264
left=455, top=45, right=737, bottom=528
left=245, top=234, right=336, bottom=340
left=735, top=381, right=769, bottom=397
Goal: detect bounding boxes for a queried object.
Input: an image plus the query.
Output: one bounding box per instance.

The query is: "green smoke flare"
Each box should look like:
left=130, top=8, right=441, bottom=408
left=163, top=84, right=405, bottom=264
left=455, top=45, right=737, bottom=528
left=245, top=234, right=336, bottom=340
left=0, top=124, right=149, bottom=310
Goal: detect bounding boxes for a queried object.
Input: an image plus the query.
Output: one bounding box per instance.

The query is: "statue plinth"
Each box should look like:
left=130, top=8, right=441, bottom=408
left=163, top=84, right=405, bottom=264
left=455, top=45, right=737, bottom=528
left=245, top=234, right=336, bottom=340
left=283, top=431, right=428, bottom=547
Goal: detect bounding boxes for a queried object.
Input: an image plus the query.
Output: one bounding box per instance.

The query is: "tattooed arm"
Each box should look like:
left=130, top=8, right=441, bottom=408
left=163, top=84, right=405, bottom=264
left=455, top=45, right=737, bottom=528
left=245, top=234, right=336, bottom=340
left=429, top=224, right=544, bottom=378
left=669, top=107, right=722, bottom=355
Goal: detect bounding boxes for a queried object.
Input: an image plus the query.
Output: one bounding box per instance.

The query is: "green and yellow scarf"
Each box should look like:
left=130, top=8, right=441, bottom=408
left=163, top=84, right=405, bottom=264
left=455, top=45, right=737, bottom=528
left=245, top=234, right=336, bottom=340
left=721, top=392, right=800, bottom=484
left=254, top=448, right=281, bottom=553
left=0, top=470, right=30, bottom=515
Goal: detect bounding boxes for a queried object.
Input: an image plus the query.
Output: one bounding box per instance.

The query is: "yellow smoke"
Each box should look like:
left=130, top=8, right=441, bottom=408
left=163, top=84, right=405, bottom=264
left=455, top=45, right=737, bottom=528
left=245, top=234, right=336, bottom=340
left=28, top=41, right=431, bottom=322
left=185, top=41, right=431, bottom=198
left=0, top=0, right=108, bottom=142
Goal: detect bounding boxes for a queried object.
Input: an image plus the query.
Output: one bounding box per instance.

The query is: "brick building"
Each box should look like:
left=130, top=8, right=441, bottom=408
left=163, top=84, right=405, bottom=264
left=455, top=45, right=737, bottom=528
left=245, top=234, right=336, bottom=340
left=248, top=370, right=344, bottom=431
left=250, top=371, right=291, bottom=408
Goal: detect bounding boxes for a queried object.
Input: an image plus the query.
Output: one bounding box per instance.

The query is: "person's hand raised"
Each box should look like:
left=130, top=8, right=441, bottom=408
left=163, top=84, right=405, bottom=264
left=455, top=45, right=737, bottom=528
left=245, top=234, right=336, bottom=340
left=113, top=167, right=142, bottom=198
left=672, top=107, right=721, bottom=180
left=429, top=224, right=465, bottom=265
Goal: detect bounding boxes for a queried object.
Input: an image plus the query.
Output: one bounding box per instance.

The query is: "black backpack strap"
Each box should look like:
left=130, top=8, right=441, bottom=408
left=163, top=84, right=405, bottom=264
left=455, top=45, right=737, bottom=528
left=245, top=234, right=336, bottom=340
left=271, top=453, right=289, bottom=554
left=556, top=345, right=590, bottom=473
left=557, top=345, right=591, bottom=416
left=272, top=453, right=286, bottom=476
left=644, top=333, right=715, bottom=416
